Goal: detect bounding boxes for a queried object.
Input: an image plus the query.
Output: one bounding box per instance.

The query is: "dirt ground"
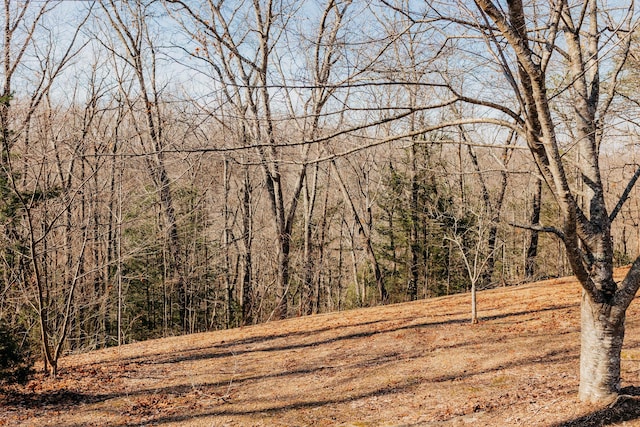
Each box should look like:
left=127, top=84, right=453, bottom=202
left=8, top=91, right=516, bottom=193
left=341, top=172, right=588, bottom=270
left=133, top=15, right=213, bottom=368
left=3, top=268, right=640, bottom=426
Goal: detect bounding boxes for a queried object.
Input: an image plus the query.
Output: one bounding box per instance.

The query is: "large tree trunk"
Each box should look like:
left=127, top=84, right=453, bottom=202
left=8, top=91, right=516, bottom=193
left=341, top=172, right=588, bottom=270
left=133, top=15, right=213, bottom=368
left=579, top=291, right=625, bottom=402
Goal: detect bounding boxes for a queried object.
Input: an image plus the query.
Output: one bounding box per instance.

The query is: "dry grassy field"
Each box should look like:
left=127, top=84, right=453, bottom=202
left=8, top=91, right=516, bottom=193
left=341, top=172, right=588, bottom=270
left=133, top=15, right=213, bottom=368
left=3, top=268, right=640, bottom=426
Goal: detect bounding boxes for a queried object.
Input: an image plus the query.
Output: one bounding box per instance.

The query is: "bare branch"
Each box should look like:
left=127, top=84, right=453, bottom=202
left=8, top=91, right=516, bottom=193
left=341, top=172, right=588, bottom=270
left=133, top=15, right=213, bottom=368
left=609, top=165, right=640, bottom=223
left=509, top=221, right=565, bottom=240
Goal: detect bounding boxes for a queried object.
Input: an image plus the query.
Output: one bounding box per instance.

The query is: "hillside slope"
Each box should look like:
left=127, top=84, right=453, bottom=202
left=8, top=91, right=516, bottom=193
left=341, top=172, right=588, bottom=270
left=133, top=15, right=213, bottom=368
left=3, top=268, right=640, bottom=426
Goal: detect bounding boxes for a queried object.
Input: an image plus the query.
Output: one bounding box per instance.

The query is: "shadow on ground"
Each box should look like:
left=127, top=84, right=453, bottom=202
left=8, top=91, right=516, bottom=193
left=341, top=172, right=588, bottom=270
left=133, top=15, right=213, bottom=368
left=553, top=387, right=640, bottom=426
left=1, top=388, right=108, bottom=407
left=143, top=304, right=577, bottom=367
left=0, top=301, right=583, bottom=426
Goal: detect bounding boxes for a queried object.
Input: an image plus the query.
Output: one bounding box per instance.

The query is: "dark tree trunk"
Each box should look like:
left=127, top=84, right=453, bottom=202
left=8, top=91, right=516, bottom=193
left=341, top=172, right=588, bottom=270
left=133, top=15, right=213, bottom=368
left=525, top=177, right=542, bottom=280
left=408, top=145, right=419, bottom=301
left=241, top=167, right=253, bottom=325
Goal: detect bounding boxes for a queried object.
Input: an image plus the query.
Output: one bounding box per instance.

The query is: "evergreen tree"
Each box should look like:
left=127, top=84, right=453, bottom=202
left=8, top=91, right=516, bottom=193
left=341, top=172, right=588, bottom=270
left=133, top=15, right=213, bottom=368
left=0, top=320, right=33, bottom=386
left=377, top=144, right=469, bottom=300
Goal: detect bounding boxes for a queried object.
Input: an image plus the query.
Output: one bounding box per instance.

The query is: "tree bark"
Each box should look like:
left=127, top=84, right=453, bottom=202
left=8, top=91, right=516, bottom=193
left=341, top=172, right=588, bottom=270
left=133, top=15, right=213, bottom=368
left=471, top=282, right=478, bottom=324
left=241, top=165, right=254, bottom=325
left=408, top=145, right=419, bottom=301
left=473, top=0, right=639, bottom=402
left=525, top=177, right=542, bottom=280
left=301, top=167, right=318, bottom=316
left=579, top=291, right=624, bottom=402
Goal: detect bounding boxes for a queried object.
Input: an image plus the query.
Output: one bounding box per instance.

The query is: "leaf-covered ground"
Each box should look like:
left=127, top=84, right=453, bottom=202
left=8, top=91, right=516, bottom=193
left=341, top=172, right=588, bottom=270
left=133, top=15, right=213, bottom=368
left=3, top=268, right=640, bottom=426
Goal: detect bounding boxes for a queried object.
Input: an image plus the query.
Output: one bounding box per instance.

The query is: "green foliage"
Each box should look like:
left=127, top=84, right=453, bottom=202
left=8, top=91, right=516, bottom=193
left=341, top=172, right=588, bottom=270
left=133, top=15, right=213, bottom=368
left=116, top=183, right=228, bottom=341
left=614, top=249, right=633, bottom=267
left=376, top=143, right=472, bottom=299
left=0, top=320, right=33, bottom=386
left=227, top=297, right=244, bottom=328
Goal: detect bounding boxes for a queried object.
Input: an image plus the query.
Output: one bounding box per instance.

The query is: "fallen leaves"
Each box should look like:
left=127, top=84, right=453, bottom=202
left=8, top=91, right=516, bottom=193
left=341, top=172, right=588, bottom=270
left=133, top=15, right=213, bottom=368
left=1, top=267, right=639, bottom=426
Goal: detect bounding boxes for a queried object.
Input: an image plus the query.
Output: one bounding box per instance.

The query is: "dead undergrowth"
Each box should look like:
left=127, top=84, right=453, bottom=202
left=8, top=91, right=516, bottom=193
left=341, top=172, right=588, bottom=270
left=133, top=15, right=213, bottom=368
left=3, top=268, right=640, bottom=426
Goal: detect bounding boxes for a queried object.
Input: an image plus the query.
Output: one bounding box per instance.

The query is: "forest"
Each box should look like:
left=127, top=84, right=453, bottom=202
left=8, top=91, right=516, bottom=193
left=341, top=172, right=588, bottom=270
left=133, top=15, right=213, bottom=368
left=1, top=0, right=640, bottom=402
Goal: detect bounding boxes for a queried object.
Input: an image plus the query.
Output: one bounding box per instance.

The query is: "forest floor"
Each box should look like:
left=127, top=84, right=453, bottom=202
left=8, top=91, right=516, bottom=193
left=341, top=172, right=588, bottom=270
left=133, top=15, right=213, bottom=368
left=4, top=268, right=640, bottom=426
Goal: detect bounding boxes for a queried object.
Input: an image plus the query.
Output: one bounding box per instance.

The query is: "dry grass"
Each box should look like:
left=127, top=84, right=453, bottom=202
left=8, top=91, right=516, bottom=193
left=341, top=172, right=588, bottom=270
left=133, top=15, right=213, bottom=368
left=4, top=268, right=640, bottom=426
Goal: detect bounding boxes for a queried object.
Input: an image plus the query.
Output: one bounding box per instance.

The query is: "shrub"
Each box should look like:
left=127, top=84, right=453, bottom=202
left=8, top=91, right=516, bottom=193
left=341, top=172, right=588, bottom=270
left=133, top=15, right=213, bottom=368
left=0, top=321, right=33, bottom=385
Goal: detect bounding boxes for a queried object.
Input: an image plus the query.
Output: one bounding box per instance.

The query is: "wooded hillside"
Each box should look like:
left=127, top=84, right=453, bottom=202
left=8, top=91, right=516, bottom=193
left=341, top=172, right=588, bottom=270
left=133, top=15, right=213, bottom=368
left=2, top=268, right=639, bottom=426
left=1, top=1, right=640, bottom=386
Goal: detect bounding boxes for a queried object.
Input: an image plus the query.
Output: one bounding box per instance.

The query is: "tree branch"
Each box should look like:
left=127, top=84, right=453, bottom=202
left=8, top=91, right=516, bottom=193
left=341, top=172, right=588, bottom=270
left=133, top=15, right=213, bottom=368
left=609, top=165, right=640, bottom=222
left=509, top=221, right=565, bottom=240
left=614, top=255, right=640, bottom=314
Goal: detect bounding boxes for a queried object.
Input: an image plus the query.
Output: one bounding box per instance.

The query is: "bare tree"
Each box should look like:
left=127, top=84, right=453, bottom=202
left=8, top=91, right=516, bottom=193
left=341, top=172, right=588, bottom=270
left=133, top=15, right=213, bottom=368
left=446, top=207, right=500, bottom=323
left=439, top=0, right=640, bottom=402
left=279, top=0, right=353, bottom=314
left=332, top=155, right=388, bottom=303
left=452, top=121, right=515, bottom=288
left=0, top=0, right=94, bottom=375
left=167, top=0, right=306, bottom=319
left=98, top=0, right=186, bottom=332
